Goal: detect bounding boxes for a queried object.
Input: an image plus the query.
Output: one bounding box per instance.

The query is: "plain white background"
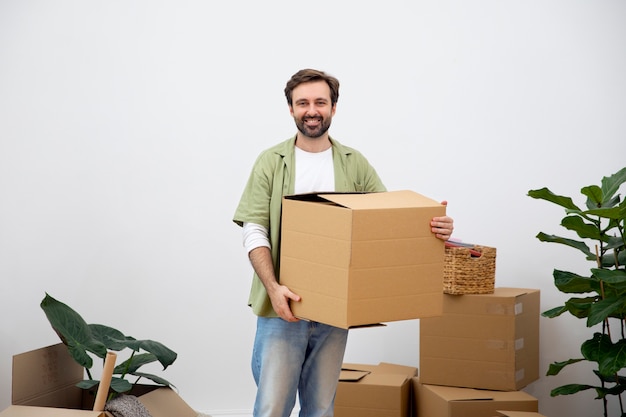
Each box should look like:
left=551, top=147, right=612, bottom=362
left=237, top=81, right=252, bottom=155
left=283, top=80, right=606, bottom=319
left=1, top=1, right=625, bottom=416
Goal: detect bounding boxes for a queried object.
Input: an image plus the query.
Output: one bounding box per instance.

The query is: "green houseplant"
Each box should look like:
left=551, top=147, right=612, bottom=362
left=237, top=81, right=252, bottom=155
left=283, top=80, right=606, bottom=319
left=528, top=167, right=626, bottom=416
left=40, top=293, right=177, bottom=398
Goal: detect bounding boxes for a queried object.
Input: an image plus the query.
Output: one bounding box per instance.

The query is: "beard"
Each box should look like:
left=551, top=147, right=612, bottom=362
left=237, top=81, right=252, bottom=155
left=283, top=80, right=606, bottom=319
left=294, top=115, right=332, bottom=139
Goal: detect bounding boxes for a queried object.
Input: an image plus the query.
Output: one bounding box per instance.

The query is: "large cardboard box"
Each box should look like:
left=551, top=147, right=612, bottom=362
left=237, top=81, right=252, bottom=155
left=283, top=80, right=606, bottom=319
left=0, top=344, right=197, bottom=417
left=335, top=362, right=418, bottom=417
left=419, top=288, right=540, bottom=391
left=280, top=190, right=446, bottom=328
left=414, top=380, right=538, bottom=417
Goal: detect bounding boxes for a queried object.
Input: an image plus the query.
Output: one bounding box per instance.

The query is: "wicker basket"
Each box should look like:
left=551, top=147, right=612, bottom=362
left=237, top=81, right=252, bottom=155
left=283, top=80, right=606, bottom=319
left=443, top=245, right=496, bottom=294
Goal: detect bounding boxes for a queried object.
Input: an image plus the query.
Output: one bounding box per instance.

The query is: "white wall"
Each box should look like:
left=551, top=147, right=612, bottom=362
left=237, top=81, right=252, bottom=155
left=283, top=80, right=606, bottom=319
left=1, top=1, right=625, bottom=416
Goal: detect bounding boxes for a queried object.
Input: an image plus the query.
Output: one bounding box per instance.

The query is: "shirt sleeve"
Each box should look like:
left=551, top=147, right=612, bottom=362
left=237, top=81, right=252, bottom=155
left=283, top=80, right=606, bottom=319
left=233, top=151, right=275, bottom=228
left=242, top=222, right=271, bottom=253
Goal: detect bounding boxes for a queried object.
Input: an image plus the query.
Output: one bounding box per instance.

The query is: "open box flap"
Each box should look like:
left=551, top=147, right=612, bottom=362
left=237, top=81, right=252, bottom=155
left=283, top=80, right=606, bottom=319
left=12, top=344, right=84, bottom=406
left=319, top=190, right=441, bottom=210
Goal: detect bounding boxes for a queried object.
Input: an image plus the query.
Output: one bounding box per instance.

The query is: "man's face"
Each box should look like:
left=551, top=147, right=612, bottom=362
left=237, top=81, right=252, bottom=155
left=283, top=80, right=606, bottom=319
left=289, top=80, right=336, bottom=139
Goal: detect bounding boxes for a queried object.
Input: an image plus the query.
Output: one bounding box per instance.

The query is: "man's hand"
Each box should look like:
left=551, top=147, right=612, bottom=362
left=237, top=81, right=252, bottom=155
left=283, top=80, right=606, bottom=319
left=249, top=246, right=301, bottom=322
left=266, top=282, right=301, bottom=322
left=431, top=200, right=454, bottom=241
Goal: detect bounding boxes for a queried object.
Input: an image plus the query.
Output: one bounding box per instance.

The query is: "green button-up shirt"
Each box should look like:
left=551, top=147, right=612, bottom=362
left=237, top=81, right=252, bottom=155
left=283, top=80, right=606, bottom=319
left=233, top=136, right=386, bottom=317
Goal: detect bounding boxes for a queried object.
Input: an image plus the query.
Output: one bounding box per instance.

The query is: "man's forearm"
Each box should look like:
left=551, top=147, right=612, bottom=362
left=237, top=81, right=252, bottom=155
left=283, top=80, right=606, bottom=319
left=248, top=246, right=279, bottom=293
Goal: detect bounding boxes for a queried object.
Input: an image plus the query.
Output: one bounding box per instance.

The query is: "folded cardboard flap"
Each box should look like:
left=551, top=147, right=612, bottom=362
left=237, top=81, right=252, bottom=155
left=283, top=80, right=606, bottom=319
left=135, top=387, right=197, bottom=417
left=431, top=385, right=496, bottom=402
left=339, top=369, right=370, bottom=382
left=12, top=343, right=84, bottom=408
left=318, top=190, right=442, bottom=210
left=495, top=411, right=548, bottom=417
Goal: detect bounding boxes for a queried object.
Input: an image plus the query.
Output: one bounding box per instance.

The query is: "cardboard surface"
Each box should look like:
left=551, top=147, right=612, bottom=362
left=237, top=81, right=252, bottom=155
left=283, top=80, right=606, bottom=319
left=414, top=380, right=538, bottom=417
left=495, top=411, right=548, bottom=417
left=280, top=190, right=446, bottom=328
left=2, top=344, right=196, bottom=417
left=419, top=287, right=540, bottom=391
left=335, top=362, right=417, bottom=417
left=12, top=343, right=85, bottom=409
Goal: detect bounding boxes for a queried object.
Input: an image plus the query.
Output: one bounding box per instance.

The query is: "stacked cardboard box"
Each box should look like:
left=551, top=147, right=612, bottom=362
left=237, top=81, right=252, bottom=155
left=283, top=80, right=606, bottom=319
left=420, top=288, right=540, bottom=391
left=0, top=344, right=197, bottom=417
left=334, top=363, right=417, bottom=417
left=417, top=287, right=541, bottom=416
left=413, top=381, right=538, bottom=417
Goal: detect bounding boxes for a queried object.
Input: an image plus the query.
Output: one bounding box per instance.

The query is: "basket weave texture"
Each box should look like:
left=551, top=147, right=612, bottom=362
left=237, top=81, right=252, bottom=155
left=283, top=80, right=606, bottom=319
left=443, top=245, right=496, bottom=294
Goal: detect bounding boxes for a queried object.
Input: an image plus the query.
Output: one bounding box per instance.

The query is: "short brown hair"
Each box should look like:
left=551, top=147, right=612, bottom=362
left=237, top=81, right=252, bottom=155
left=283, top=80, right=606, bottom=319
left=284, top=69, right=340, bottom=107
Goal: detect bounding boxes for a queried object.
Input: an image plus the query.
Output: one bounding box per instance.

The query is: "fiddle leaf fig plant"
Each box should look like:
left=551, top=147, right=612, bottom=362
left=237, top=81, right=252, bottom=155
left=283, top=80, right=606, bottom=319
left=528, top=166, right=626, bottom=416
left=41, top=293, right=177, bottom=395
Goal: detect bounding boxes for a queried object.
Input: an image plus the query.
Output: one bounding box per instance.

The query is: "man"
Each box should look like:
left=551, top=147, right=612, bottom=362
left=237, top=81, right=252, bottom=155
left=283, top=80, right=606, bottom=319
left=233, top=68, right=454, bottom=417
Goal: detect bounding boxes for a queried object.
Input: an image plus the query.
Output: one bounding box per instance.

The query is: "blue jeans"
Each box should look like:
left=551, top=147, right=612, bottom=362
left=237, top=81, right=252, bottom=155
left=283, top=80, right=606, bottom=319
left=252, top=317, right=349, bottom=417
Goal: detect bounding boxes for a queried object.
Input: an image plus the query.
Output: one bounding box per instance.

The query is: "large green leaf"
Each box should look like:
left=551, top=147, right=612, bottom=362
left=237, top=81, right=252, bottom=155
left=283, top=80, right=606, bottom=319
left=587, top=296, right=626, bottom=327
left=605, top=235, right=626, bottom=251
left=550, top=383, right=594, bottom=396
left=598, top=339, right=626, bottom=376
left=564, top=296, right=597, bottom=319
left=546, top=358, right=584, bottom=376
left=581, top=332, right=612, bottom=362
left=593, top=268, right=626, bottom=286
left=536, top=232, right=593, bottom=257
left=582, top=185, right=604, bottom=209
left=114, top=353, right=158, bottom=375
left=89, top=324, right=136, bottom=351
left=40, top=294, right=107, bottom=367
left=600, top=167, right=626, bottom=205
left=584, top=206, right=624, bottom=220
left=542, top=305, right=567, bottom=318
left=528, top=187, right=581, bottom=211
left=553, top=269, right=599, bottom=294
left=76, top=379, right=99, bottom=390
left=77, top=378, right=131, bottom=393
left=110, top=377, right=133, bottom=394
left=130, top=371, right=176, bottom=388
left=560, top=216, right=602, bottom=241
left=89, top=325, right=177, bottom=370
left=135, top=340, right=177, bottom=369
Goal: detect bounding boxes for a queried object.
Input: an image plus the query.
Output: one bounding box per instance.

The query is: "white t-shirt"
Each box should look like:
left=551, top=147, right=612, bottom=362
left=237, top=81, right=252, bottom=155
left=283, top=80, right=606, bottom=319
left=293, top=146, right=334, bottom=194
left=243, top=146, right=335, bottom=253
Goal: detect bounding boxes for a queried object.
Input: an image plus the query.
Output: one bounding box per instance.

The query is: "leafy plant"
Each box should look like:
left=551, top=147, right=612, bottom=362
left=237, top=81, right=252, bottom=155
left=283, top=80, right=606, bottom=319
left=41, top=293, right=177, bottom=396
left=528, top=167, right=626, bottom=416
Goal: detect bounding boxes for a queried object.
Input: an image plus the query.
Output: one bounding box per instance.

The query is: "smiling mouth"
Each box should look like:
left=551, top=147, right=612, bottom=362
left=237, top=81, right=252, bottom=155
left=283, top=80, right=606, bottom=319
left=304, top=117, right=322, bottom=127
